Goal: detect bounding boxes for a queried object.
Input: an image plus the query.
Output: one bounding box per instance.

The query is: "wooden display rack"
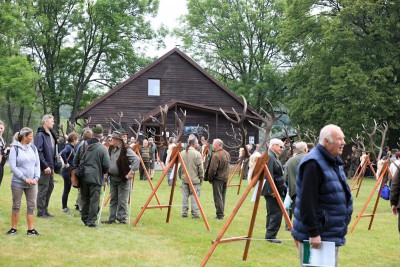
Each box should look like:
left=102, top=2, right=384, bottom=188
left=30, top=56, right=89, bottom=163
left=227, top=158, right=247, bottom=195
left=350, top=154, right=378, bottom=198
left=132, top=143, right=211, bottom=232
left=350, top=158, right=391, bottom=233
left=200, top=152, right=297, bottom=266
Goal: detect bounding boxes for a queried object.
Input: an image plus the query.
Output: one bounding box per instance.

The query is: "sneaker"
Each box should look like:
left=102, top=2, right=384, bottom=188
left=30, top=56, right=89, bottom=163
left=213, top=216, right=224, bottom=220
left=101, top=220, right=115, bottom=224
left=63, top=208, right=71, bottom=214
left=182, top=214, right=188, bottom=218
left=6, top=228, right=17, bottom=235
left=27, top=229, right=40, bottom=236
left=117, top=220, right=127, bottom=224
left=44, top=212, right=54, bottom=218
left=192, top=215, right=200, bottom=219
left=86, top=224, right=96, bottom=228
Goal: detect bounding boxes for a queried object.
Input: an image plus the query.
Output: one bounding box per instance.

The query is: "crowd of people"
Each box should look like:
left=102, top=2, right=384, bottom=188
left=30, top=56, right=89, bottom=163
left=1, top=117, right=399, bottom=266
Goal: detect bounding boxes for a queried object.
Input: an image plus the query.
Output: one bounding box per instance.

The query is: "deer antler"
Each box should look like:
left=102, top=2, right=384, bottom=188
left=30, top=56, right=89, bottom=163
left=225, top=123, right=246, bottom=149
left=150, top=105, right=169, bottom=147
left=351, top=134, right=365, bottom=152
left=129, top=113, right=144, bottom=141
left=202, top=124, right=210, bottom=143
left=362, top=119, right=378, bottom=160
left=172, top=108, right=187, bottom=143
left=295, top=125, right=302, bottom=141
left=106, top=112, right=124, bottom=132
left=376, top=121, right=389, bottom=160
left=304, top=128, right=319, bottom=146
left=248, top=98, right=281, bottom=151
left=220, top=95, right=250, bottom=160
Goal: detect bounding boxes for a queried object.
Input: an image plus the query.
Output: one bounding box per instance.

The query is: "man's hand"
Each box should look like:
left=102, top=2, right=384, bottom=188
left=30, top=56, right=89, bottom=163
left=391, top=205, right=398, bottom=215
left=309, top=236, right=322, bottom=249
left=126, top=171, right=134, bottom=180
left=44, top=167, right=51, bottom=174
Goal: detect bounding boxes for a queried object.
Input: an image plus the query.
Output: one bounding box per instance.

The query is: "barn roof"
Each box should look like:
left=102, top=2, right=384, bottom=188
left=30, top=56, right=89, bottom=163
left=77, top=47, right=261, bottom=121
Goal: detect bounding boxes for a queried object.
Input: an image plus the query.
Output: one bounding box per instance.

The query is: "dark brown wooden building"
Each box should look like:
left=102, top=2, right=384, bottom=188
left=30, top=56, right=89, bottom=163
left=77, top=48, right=262, bottom=151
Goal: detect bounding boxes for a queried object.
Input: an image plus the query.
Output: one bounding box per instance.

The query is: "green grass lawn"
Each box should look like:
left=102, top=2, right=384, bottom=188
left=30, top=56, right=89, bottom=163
left=0, top=166, right=398, bottom=266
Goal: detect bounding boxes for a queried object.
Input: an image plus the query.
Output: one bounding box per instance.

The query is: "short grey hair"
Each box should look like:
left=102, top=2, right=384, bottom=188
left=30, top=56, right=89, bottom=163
left=213, top=138, right=223, bottom=147
left=268, top=138, right=283, bottom=149
left=319, top=124, right=342, bottom=145
left=296, top=141, right=308, bottom=152
left=42, top=114, right=54, bottom=125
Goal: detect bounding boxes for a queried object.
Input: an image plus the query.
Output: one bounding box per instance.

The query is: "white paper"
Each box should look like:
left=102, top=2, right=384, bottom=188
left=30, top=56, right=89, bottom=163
left=303, top=240, right=336, bottom=267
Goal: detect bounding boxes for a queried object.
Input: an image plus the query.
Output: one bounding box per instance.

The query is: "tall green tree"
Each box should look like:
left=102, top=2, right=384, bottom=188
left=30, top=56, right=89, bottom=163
left=0, top=0, right=40, bottom=134
left=281, top=0, right=400, bottom=141
left=20, top=0, right=162, bottom=130
left=176, top=0, right=288, bottom=110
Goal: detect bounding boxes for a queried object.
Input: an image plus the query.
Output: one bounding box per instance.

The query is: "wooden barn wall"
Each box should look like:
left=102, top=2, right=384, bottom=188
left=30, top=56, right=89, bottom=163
left=83, top=52, right=255, bottom=126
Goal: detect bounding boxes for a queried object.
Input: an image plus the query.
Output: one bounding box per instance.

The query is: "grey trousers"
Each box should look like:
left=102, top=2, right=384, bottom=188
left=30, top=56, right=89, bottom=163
left=109, top=177, right=130, bottom=222
left=37, top=171, right=54, bottom=215
left=212, top=179, right=227, bottom=218
left=181, top=183, right=201, bottom=216
left=265, top=195, right=283, bottom=239
left=80, top=181, right=101, bottom=226
left=12, top=186, right=37, bottom=214
left=298, top=242, right=339, bottom=267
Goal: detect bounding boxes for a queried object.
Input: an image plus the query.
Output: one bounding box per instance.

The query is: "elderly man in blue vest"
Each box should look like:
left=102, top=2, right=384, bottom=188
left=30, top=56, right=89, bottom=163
left=292, top=124, right=353, bottom=266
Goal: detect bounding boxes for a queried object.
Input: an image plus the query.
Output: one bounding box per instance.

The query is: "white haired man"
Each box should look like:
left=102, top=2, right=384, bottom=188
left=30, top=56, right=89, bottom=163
left=284, top=141, right=308, bottom=226
left=292, top=124, right=353, bottom=266
left=261, top=138, right=286, bottom=243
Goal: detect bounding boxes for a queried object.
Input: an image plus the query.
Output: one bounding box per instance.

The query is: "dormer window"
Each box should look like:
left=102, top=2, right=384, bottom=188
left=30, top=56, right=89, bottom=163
left=148, top=79, right=160, bottom=96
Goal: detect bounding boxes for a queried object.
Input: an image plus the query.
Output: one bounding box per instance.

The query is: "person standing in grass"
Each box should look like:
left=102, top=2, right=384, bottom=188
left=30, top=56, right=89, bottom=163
left=74, top=124, right=110, bottom=227
left=35, top=114, right=58, bottom=218
left=206, top=139, right=230, bottom=220
left=60, top=132, right=79, bottom=213
left=292, top=124, right=353, bottom=266
left=179, top=137, right=204, bottom=219
left=390, top=160, right=400, bottom=234
left=0, top=120, right=10, bottom=187
left=8, top=127, right=40, bottom=235
left=102, top=131, right=140, bottom=224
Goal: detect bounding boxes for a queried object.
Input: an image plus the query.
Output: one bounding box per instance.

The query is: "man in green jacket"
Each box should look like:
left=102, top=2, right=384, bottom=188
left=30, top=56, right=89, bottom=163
left=284, top=141, right=308, bottom=224
left=179, top=137, right=204, bottom=219
left=206, top=139, right=230, bottom=220
left=74, top=124, right=110, bottom=227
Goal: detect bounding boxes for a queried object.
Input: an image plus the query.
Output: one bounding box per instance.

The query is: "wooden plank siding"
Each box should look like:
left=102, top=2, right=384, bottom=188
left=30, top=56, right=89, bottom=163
left=78, top=48, right=262, bottom=149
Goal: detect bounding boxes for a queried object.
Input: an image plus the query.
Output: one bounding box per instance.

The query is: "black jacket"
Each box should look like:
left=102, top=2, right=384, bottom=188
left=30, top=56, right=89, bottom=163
left=34, top=127, right=58, bottom=170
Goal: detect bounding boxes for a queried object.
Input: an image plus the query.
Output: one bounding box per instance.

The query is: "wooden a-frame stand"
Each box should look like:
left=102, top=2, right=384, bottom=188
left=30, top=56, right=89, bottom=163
left=200, top=152, right=297, bottom=266
left=102, top=143, right=162, bottom=208
left=350, top=158, right=392, bottom=233
left=227, top=158, right=247, bottom=195
left=132, top=143, right=211, bottom=232
left=350, top=154, right=378, bottom=198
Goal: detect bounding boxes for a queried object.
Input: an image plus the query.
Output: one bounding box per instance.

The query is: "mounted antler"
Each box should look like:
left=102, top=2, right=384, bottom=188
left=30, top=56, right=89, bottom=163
left=304, top=128, right=319, bottom=146
left=248, top=98, right=281, bottom=151
left=172, top=108, right=187, bottom=143
left=75, top=116, right=91, bottom=128
left=149, top=105, right=169, bottom=147
left=351, top=134, right=365, bottom=152
left=202, top=124, right=210, bottom=143
left=225, top=123, right=245, bottom=149
left=106, top=112, right=124, bottom=132
left=376, top=121, right=389, bottom=160
left=220, top=96, right=250, bottom=160
left=294, top=125, right=302, bottom=141
left=362, top=119, right=378, bottom=160
left=129, top=113, right=144, bottom=142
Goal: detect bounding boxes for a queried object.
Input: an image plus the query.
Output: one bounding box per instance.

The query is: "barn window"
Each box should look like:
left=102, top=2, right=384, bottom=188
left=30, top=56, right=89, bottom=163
left=148, top=79, right=160, bottom=96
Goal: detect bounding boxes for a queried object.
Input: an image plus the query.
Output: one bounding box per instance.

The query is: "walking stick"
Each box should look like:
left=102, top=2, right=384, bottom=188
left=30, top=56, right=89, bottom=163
left=97, top=176, right=109, bottom=224
left=128, top=175, right=134, bottom=224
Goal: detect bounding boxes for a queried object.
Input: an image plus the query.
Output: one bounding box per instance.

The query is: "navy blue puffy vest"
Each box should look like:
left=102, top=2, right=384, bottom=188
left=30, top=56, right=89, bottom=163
left=292, top=144, right=353, bottom=246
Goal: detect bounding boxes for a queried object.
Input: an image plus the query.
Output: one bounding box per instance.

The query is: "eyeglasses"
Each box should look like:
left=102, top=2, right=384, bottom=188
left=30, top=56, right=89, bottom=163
left=275, top=144, right=284, bottom=149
